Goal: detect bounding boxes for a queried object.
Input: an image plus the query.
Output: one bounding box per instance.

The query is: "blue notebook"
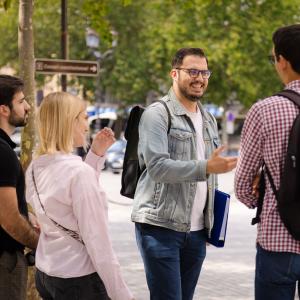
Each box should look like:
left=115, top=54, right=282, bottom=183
left=207, top=189, right=230, bottom=248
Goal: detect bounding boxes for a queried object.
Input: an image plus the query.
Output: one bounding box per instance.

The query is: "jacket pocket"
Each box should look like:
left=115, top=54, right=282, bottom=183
left=168, top=129, right=193, bottom=159
left=152, top=182, right=162, bottom=208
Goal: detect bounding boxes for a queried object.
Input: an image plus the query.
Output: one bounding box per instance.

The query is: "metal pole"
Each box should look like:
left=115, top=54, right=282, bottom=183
left=61, top=0, right=68, bottom=91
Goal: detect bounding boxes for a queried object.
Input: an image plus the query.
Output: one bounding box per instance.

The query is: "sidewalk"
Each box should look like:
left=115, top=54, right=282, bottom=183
left=104, top=171, right=257, bottom=299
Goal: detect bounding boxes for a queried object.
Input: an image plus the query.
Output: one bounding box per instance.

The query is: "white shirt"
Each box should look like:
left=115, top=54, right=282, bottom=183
left=26, top=150, right=133, bottom=300
left=187, top=108, right=208, bottom=231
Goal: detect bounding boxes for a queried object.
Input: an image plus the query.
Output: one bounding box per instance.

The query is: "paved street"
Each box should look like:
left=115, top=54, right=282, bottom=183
left=102, top=170, right=257, bottom=300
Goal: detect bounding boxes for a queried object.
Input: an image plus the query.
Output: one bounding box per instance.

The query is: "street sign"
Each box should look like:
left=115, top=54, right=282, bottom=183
left=35, top=59, right=99, bottom=76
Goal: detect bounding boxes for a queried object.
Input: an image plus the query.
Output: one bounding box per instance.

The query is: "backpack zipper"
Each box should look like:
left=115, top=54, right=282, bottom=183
left=291, top=155, right=296, bottom=168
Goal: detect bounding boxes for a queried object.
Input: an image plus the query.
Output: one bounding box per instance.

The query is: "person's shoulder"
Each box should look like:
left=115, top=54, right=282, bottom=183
left=0, top=139, right=18, bottom=162
left=40, top=154, right=93, bottom=178
left=69, top=160, right=99, bottom=193
left=245, top=94, right=294, bottom=125
left=247, top=96, right=275, bottom=114
left=47, top=156, right=97, bottom=189
left=146, top=99, right=168, bottom=113
left=70, top=157, right=96, bottom=178
left=0, top=138, right=12, bottom=151
left=254, top=93, right=292, bottom=108
left=142, top=98, right=169, bottom=123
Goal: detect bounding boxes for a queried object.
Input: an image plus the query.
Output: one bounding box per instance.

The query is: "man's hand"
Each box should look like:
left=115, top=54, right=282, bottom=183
left=91, top=127, right=116, bottom=156
left=207, top=146, right=238, bottom=174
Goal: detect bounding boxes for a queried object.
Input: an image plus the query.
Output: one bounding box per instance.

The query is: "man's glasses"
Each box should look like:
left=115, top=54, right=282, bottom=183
left=176, top=68, right=212, bottom=79
left=268, top=55, right=276, bottom=65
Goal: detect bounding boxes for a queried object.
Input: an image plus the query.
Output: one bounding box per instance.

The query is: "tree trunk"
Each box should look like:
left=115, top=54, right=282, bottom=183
left=18, top=0, right=36, bottom=171
left=19, top=1, right=39, bottom=299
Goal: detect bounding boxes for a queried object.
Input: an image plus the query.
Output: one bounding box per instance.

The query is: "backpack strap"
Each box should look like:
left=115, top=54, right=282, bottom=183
left=264, top=164, right=279, bottom=200
left=156, top=100, right=171, bottom=134
left=275, top=89, right=300, bottom=108
left=252, top=90, right=300, bottom=225
left=267, top=88, right=300, bottom=198
left=251, top=162, right=279, bottom=225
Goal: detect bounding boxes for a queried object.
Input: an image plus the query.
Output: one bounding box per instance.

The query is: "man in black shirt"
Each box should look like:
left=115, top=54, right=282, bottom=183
left=0, top=75, right=39, bottom=300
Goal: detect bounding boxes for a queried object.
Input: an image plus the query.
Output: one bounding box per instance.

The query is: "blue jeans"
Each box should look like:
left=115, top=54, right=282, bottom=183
left=135, top=223, right=206, bottom=300
left=255, top=244, right=300, bottom=300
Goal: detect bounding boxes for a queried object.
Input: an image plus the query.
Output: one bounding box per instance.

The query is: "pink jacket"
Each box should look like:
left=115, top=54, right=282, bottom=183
left=26, top=150, right=133, bottom=300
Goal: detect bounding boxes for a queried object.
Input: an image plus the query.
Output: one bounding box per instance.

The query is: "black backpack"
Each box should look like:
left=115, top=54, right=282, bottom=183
left=252, top=89, right=300, bottom=240
left=120, top=100, right=171, bottom=199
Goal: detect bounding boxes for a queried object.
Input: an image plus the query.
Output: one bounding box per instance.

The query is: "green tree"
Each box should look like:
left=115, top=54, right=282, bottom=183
left=19, top=0, right=36, bottom=170
left=1, top=0, right=300, bottom=107
left=100, top=0, right=300, bottom=106
left=0, top=0, right=111, bottom=98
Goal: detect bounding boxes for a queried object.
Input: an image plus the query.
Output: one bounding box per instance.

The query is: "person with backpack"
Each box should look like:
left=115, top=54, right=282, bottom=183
left=131, top=48, right=237, bottom=300
left=234, top=24, right=300, bottom=300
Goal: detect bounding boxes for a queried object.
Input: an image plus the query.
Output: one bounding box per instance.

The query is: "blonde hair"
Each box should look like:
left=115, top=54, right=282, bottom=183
left=36, top=92, right=85, bottom=156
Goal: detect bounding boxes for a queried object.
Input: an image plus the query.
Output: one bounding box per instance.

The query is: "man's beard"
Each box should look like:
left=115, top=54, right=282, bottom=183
left=178, top=81, right=206, bottom=102
left=8, top=110, right=28, bottom=127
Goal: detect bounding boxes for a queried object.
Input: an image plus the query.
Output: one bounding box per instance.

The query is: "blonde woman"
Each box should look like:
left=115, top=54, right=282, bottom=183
left=25, top=92, right=133, bottom=300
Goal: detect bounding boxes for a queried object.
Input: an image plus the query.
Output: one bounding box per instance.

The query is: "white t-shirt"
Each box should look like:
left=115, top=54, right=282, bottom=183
left=186, top=108, right=207, bottom=231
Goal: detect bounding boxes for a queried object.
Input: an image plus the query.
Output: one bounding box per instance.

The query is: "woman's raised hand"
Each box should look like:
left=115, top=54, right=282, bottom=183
left=91, top=127, right=116, bottom=156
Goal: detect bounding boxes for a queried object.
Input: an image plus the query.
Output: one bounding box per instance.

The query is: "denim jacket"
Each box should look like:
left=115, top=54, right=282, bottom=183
left=131, top=88, right=220, bottom=236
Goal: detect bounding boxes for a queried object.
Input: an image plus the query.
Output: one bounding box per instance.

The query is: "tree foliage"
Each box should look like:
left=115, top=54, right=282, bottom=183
left=0, top=0, right=12, bottom=10
left=102, top=0, right=300, bottom=106
left=0, top=0, right=300, bottom=107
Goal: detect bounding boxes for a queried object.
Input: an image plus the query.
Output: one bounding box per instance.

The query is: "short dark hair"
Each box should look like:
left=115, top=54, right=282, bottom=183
left=0, top=75, right=24, bottom=109
left=273, top=24, right=300, bottom=74
left=171, top=48, right=208, bottom=68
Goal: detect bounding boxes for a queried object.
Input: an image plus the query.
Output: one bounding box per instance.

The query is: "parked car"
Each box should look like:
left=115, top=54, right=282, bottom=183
left=105, top=139, right=126, bottom=174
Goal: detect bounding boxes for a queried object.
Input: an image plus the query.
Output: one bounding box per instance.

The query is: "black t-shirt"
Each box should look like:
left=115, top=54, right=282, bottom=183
left=0, top=128, right=28, bottom=253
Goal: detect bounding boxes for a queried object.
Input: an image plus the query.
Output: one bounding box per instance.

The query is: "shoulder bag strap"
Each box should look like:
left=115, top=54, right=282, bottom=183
left=31, top=167, right=85, bottom=245
left=156, top=100, right=171, bottom=134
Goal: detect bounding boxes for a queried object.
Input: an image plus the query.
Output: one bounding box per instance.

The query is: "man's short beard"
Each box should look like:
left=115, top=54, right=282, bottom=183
left=8, top=112, right=27, bottom=127
left=178, top=85, right=202, bottom=102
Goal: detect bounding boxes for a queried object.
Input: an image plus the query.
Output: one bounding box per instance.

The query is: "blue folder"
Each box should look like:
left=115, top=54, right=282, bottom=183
left=207, top=189, right=230, bottom=248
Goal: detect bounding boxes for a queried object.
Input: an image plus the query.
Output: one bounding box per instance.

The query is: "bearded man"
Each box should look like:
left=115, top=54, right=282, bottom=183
left=131, top=48, right=237, bottom=300
left=0, top=75, right=39, bottom=300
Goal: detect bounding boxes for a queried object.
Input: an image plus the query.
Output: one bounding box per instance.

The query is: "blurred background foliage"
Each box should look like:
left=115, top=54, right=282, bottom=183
left=0, top=0, right=300, bottom=106
left=0, top=1, right=299, bottom=299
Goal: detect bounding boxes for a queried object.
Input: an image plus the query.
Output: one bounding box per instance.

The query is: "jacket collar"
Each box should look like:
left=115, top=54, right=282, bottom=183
left=0, top=128, right=16, bottom=149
